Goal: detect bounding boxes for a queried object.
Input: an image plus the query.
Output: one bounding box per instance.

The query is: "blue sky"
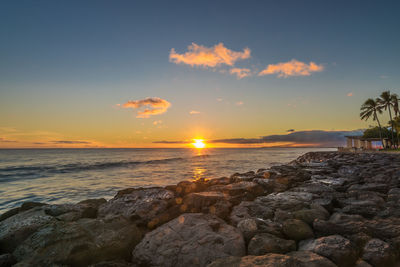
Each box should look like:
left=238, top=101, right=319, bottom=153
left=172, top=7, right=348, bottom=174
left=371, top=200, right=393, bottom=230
left=0, top=0, right=399, bottom=147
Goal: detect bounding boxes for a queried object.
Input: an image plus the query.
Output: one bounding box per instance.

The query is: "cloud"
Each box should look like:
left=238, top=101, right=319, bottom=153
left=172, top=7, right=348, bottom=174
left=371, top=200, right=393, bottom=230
left=189, top=110, right=201, bottom=115
left=122, top=97, right=171, bottom=118
left=287, top=129, right=295, bottom=132
left=210, top=130, right=363, bottom=147
left=229, top=68, right=251, bottom=79
left=0, top=137, right=18, bottom=143
left=169, top=43, right=251, bottom=68
left=217, top=98, right=223, bottom=102
left=258, top=59, right=324, bottom=78
left=152, top=140, right=188, bottom=144
left=347, top=92, right=353, bottom=97
left=236, top=101, right=244, bottom=106
left=52, top=140, right=92, bottom=144
left=153, top=120, right=162, bottom=125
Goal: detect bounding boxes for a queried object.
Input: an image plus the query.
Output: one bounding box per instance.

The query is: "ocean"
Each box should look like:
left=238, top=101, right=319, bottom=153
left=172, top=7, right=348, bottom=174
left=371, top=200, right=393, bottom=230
left=0, top=147, right=335, bottom=213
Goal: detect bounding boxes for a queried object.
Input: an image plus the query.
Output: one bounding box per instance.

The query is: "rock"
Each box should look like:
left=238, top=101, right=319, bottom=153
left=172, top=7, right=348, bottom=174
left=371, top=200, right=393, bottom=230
left=229, top=201, right=274, bottom=226
left=362, top=238, right=397, bottom=266
left=174, top=180, right=208, bottom=196
left=13, top=216, right=142, bottom=266
left=282, top=219, right=314, bottom=241
left=313, top=213, right=367, bottom=237
left=209, top=181, right=264, bottom=200
left=293, top=208, right=329, bottom=225
left=237, top=219, right=258, bottom=242
left=247, top=233, right=296, bottom=255
left=354, top=259, right=373, bottom=267
left=256, top=191, right=313, bottom=212
left=347, top=183, right=389, bottom=194
left=287, top=251, right=337, bottom=267
left=89, top=260, right=134, bottom=267
left=98, top=187, right=175, bottom=225
left=299, top=235, right=358, bottom=267
left=0, top=202, right=47, bottom=223
left=207, top=253, right=299, bottom=267
left=0, top=207, right=56, bottom=253
left=231, top=171, right=256, bottom=182
left=341, top=200, right=381, bottom=219
left=182, top=191, right=231, bottom=220
left=0, top=254, right=16, bottom=267
left=132, top=213, right=245, bottom=267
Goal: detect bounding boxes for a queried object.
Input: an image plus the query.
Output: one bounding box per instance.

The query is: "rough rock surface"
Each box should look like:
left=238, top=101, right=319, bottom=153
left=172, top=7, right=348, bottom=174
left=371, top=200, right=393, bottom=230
left=132, top=213, right=245, bottom=267
left=2, top=151, right=400, bottom=266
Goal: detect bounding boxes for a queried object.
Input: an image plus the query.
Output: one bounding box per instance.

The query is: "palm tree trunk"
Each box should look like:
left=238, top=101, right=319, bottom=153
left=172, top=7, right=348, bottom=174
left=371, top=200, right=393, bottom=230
left=375, top=111, right=384, bottom=149
left=389, top=107, right=394, bottom=148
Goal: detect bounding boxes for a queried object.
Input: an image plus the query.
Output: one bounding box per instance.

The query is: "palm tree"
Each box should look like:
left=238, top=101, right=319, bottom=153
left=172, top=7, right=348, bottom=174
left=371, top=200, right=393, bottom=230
left=360, top=98, right=384, bottom=147
left=391, top=93, right=399, bottom=147
left=378, top=91, right=395, bottom=148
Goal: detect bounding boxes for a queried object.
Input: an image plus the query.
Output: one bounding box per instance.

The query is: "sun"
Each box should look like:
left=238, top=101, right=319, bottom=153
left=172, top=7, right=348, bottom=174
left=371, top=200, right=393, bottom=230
left=192, top=139, right=206, bottom=149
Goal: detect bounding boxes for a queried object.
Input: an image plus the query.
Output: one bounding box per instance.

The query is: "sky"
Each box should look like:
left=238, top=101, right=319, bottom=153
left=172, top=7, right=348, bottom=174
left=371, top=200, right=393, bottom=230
left=0, top=0, right=399, bottom=148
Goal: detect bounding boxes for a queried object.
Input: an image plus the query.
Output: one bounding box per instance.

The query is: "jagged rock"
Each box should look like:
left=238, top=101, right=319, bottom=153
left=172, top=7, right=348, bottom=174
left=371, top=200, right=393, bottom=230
left=313, top=213, right=367, bottom=237
left=256, top=191, right=313, bottom=212
left=209, top=181, right=264, bottom=200
left=237, top=219, right=258, bottom=242
left=0, top=254, right=16, bottom=267
left=354, top=259, right=373, bottom=267
left=132, top=213, right=245, bottom=267
left=293, top=208, right=329, bottom=225
left=287, top=251, right=337, bottom=267
left=98, top=187, right=175, bottom=225
left=0, top=207, right=56, bottom=253
left=361, top=238, right=397, bottom=266
left=13, top=216, right=142, bottom=266
left=182, top=191, right=231, bottom=220
left=299, top=235, right=358, bottom=267
left=247, top=233, right=296, bottom=255
left=282, top=219, right=314, bottom=241
left=0, top=202, right=47, bottom=223
left=89, top=260, right=134, bottom=267
left=229, top=201, right=274, bottom=226
left=207, top=253, right=299, bottom=267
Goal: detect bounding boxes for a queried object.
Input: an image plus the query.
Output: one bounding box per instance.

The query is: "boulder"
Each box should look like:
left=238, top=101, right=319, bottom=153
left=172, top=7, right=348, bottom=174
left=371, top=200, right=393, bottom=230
left=282, top=219, right=314, bottom=241
left=132, top=213, right=245, bottom=267
left=207, top=253, right=299, bottom=267
left=299, top=235, right=358, bottom=267
left=0, top=207, right=55, bottom=253
left=237, top=219, right=258, bottom=242
left=13, top=216, right=142, bottom=266
left=362, top=238, right=397, bottom=266
left=256, top=191, right=312, bottom=212
left=229, top=201, right=274, bottom=226
left=182, top=191, right=231, bottom=220
left=209, top=181, right=264, bottom=200
left=293, top=207, right=329, bottom=225
left=247, top=233, right=296, bottom=255
left=287, top=251, right=337, bottom=267
left=98, top=187, right=175, bottom=225
left=0, top=254, right=16, bottom=267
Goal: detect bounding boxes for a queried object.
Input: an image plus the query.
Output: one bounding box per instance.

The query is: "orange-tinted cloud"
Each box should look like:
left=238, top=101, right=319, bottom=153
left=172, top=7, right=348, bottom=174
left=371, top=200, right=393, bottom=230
left=259, top=59, right=324, bottom=78
left=229, top=68, right=251, bottom=79
left=189, top=110, right=201, bottom=115
left=347, top=92, right=353, bottom=97
left=169, top=43, right=251, bottom=68
left=122, top=97, right=171, bottom=118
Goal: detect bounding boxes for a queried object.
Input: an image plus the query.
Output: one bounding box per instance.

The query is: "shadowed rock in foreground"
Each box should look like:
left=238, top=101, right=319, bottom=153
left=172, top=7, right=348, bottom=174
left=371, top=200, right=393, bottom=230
left=1, top=151, right=400, bottom=266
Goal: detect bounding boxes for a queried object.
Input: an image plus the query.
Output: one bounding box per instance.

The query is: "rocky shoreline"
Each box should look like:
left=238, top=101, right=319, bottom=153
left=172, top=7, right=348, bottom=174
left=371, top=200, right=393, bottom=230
left=1, top=151, right=400, bottom=267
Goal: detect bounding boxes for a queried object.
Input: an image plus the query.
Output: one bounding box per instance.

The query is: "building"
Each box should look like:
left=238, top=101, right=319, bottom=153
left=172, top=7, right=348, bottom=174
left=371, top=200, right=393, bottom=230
left=339, top=136, right=388, bottom=151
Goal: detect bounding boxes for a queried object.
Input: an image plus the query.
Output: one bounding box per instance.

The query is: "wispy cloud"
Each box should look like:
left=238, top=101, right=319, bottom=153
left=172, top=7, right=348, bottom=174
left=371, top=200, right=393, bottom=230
left=229, top=68, right=251, bottom=79
left=52, top=140, right=92, bottom=144
left=122, top=97, right=171, bottom=118
left=347, top=92, right=353, bottom=97
left=287, top=129, right=295, bottom=132
left=0, top=137, right=18, bottom=143
left=236, top=101, right=244, bottom=106
left=259, top=59, right=324, bottom=78
left=152, top=140, right=188, bottom=144
left=189, top=110, right=201, bottom=115
left=153, top=120, right=162, bottom=125
left=169, top=43, right=251, bottom=68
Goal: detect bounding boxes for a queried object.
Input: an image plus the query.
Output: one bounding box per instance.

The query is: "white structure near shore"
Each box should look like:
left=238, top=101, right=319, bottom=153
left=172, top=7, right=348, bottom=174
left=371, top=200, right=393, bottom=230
left=339, top=136, right=387, bottom=151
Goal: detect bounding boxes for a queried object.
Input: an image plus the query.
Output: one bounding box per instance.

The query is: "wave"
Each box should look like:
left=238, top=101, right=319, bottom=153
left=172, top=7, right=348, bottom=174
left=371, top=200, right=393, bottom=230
left=0, top=154, right=211, bottom=178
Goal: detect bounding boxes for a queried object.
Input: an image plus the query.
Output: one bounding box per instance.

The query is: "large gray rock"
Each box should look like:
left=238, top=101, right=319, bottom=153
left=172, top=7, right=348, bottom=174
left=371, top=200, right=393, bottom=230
left=361, top=238, right=397, bottom=266
left=299, top=235, right=358, bottom=267
left=98, top=187, right=174, bottom=224
left=247, top=233, right=296, bottom=255
left=0, top=207, right=55, bottom=252
left=207, top=253, right=299, bottom=267
left=182, top=191, right=231, bottom=220
left=132, top=213, right=245, bottom=267
left=13, top=216, right=142, bottom=266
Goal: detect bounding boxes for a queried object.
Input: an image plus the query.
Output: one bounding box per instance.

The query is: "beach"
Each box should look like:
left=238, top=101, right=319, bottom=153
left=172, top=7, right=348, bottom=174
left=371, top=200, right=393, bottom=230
left=1, top=151, right=400, bottom=266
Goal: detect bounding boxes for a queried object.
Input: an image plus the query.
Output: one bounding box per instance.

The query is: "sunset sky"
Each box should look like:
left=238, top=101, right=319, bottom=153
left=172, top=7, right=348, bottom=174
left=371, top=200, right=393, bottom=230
left=1, top=0, right=399, bottom=148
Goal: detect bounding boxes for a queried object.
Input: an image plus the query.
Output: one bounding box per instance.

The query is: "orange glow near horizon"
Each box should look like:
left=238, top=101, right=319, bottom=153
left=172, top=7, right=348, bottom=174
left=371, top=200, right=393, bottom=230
left=192, top=139, right=206, bottom=148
